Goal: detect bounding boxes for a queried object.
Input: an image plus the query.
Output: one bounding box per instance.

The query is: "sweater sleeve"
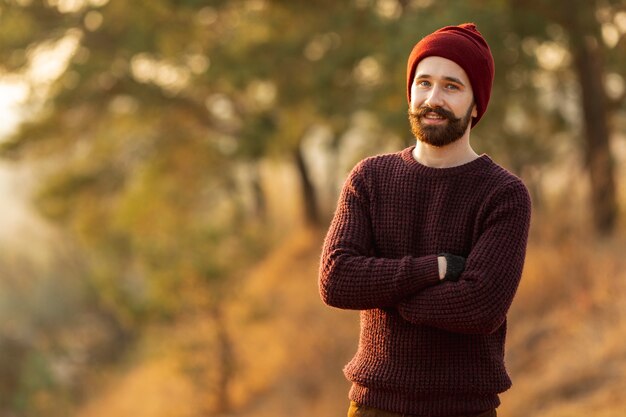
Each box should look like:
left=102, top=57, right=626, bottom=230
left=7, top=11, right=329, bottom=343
left=397, top=180, right=531, bottom=334
left=319, top=162, right=440, bottom=310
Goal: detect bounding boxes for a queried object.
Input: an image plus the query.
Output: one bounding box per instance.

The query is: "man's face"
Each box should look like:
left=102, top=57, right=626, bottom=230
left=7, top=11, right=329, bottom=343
left=408, top=56, right=477, bottom=147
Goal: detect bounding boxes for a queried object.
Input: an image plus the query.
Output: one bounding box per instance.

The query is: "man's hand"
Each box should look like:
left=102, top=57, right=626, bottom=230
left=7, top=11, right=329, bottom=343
left=437, top=253, right=466, bottom=281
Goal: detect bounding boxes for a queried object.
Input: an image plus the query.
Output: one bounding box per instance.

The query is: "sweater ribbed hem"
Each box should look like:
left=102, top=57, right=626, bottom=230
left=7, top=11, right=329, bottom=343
left=349, top=383, right=500, bottom=417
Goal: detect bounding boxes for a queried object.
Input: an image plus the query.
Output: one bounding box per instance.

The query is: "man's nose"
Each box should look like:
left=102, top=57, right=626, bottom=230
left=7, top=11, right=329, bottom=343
left=424, top=86, right=444, bottom=107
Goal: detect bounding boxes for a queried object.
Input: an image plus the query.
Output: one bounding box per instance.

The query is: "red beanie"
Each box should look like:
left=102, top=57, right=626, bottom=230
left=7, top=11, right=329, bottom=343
left=406, top=23, right=495, bottom=127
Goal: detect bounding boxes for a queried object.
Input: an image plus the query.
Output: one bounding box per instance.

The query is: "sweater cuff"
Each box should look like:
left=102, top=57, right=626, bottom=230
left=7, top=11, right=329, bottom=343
left=396, top=255, right=440, bottom=296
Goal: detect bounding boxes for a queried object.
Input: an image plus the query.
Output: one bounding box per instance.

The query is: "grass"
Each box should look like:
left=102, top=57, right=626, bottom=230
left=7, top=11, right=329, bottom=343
left=501, top=216, right=626, bottom=417
left=72, top=219, right=626, bottom=417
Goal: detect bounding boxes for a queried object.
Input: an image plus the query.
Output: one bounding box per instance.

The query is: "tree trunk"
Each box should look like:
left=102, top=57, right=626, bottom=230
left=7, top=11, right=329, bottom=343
left=293, top=144, right=320, bottom=226
left=250, top=161, right=267, bottom=221
left=566, top=2, right=618, bottom=235
left=211, top=305, right=234, bottom=414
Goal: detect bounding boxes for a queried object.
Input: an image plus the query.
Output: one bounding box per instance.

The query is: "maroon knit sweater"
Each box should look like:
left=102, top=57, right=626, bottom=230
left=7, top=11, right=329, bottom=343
left=319, top=146, right=531, bottom=416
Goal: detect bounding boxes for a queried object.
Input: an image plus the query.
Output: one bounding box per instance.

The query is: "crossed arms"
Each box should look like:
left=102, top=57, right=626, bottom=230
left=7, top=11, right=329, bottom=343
left=318, top=174, right=531, bottom=335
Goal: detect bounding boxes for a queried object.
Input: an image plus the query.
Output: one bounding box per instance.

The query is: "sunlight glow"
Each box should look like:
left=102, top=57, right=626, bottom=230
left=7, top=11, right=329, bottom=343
left=354, top=56, right=382, bottom=86
left=376, top=0, right=402, bottom=20
left=108, top=95, right=139, bottom=115
left=245, top=0, right=266, bottom=12
left=206, top=94, right=236, bottom=122
left=197, top=7, right=218, bottom=26
left=504, top=104, right=530, bottom=135
left=27, top=30, right=82, bottom=84
left=185, top=54, right=210, bottom=75
left=45, top=0, right=109, bottom=13
left=615, top=11, right=626, bottom=33
left=605, top=73, right=625, bottom=101
left=304, top=33, right=340, bottom=62
left=247, top=80, right=276, bottom=110
left=46, top=0, right=84, bottom=13
left=130, top=54, right=191, bottom=94
left=601, top=23, right=620, bottom=48
left=84, top=10, right=104, bottom=31
left=535, top=41, right=570, bottom=71
left=0, top=29, right=81, bottom=140
left=0, top=78, right=29, bottom=139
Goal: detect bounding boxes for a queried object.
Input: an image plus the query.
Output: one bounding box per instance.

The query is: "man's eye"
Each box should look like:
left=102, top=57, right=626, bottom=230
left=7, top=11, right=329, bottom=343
left=418, top=80, right=430, bottom=87
left=446, top=84, right=460, bottom=90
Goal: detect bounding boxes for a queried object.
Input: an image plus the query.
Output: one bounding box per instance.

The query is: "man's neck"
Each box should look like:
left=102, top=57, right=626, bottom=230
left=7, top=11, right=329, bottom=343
left=412, top=136, right=479, bottom=168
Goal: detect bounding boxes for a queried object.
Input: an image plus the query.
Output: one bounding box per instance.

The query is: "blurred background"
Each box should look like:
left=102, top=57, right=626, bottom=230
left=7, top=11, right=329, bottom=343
left=1, top=0, right=626, bottom=416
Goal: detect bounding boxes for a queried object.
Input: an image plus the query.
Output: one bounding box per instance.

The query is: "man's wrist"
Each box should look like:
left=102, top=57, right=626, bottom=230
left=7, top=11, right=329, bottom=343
left=439, top=253, right=466, bottom=281
left=437, top=256, right=446, bottom=280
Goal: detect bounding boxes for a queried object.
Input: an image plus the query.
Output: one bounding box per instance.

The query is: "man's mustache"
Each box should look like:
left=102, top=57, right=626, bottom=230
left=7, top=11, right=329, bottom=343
left=410, top=106, right=459, bottom=122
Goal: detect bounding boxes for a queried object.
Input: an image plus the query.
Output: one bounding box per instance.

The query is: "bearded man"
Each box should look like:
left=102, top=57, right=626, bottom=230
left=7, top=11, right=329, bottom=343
left=319, top=23, right=532, bottom=417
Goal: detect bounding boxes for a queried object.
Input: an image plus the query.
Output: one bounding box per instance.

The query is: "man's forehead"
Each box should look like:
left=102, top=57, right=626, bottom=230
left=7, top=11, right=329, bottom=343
left=414, top=56, right=470, bottom=84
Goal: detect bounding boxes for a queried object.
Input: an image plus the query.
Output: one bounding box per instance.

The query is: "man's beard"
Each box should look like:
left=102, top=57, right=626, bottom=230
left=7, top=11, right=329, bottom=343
left=408, top=103, right=474, bottom=147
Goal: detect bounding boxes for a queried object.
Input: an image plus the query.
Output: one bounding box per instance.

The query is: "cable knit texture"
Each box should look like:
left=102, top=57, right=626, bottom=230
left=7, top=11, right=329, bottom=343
left=319, top=146, right=531, bottom=416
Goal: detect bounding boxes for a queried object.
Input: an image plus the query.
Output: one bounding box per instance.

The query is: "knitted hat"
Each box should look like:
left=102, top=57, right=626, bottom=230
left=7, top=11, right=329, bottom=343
left=406, top=23, right=495, bottom=127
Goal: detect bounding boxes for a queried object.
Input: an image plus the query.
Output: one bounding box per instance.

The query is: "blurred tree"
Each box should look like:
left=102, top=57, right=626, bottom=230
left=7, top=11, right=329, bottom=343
left=0, top=243, right=132, bottom=417
left=0, top=1, right=458, bottom=411
left=0, top=0, right=268, bottom=413
left=2, top=0, right=625, bottom=414
left=231, top=0, right=389, bottom=225
left=509, top=0, right=626, bottom=235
